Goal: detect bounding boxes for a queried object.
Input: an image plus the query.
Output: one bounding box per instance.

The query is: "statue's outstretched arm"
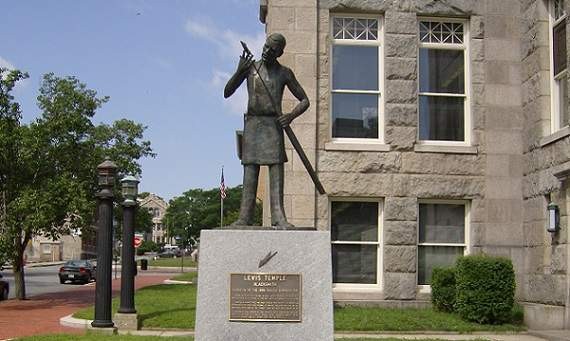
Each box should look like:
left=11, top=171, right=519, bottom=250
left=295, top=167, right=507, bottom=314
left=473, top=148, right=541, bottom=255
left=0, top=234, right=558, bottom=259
left=224, top=51, right=253, bottom=98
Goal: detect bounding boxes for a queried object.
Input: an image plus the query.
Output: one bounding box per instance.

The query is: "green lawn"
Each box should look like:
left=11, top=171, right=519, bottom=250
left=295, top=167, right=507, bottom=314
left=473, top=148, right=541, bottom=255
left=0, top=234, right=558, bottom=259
left=170, top=272, right=197, bottom=282
left=73, top=280, right=524, bottom=333
left=334, top=306, right=524, bottom=333
left=147, top=257, right=197, bottom=268
left=74, top=284, right=196, bottom=329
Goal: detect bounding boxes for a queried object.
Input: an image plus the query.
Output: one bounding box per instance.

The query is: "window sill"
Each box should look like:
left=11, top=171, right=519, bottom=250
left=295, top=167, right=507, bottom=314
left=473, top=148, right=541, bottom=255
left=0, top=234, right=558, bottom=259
left=539, top=126, right=570, bottom=147
left=417, top=285, right=431, bottom=294
left=414, top=144, right=478, bottom=154
left=324, top=141, right=391, bottom=152
left=333, top=285, right=383, bottom=293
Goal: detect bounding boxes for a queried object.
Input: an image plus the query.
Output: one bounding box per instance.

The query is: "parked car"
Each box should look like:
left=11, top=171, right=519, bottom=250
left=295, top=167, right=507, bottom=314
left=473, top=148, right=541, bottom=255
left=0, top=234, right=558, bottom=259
left=157, top=250, right=176, bottom=258
left=59, top=260, right=96, bottom=284
left=0, top=272, right=9, bottom=300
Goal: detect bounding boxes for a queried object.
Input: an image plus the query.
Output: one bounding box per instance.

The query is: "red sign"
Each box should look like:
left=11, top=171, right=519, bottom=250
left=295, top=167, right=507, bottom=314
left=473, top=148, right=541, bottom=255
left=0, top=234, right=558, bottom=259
left=134, top=236, right=143, bottom=248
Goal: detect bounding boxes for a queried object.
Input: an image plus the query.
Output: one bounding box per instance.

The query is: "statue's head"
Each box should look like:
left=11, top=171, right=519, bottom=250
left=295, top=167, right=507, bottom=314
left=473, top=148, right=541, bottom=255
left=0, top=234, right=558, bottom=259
left=262, top=33, right=286, bottom=64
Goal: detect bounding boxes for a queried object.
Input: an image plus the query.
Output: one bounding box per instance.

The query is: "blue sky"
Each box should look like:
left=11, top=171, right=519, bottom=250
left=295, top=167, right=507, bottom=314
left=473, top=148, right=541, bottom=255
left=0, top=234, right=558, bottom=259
left=0, top=0, right=265, bottom=199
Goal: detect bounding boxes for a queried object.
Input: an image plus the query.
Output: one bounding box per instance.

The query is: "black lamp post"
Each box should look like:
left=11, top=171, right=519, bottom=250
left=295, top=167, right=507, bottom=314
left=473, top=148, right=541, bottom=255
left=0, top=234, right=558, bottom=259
left=118, top=175, right=139, bottom=314
left=92, top=158, right=117, bottom=329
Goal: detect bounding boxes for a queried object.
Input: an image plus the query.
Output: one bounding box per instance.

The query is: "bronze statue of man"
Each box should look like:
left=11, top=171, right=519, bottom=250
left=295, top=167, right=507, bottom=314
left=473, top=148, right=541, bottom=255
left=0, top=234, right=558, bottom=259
left=224, top=33, right=309, bottom=228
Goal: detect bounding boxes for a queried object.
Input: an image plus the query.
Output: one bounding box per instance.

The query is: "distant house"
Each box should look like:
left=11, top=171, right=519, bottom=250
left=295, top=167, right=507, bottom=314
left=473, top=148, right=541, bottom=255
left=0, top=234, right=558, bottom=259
left=139, top=193, right=173, bottom=244
left=25, top=233, right=83, bottom=263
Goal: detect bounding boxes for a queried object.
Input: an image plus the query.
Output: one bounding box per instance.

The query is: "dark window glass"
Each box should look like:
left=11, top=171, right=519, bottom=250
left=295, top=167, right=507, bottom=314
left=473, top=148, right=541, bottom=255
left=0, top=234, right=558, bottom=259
left=554, top=20, right=567, bottom=76
left=331, top=201, right=378, bottom=242
left=332, top=244, right=377, bottom=284
left=333, top=45, right=378, bottom=90
left=419, top=49, right=465, bottom=93
left=332, top=93, right=378, bottom=138
left=419, top=96, right=464, bottom=141
left=418, top=246, right=464, bottom=285
left=419, top=203, right=465, bottom=244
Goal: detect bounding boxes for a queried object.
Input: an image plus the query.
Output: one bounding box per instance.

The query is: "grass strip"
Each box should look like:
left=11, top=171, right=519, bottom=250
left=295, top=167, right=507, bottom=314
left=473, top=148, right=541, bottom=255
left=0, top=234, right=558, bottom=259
left=170, top=272, right=197, bottom=282
left=74, top=284, right=196, bottom=329
left=334, top=306, right=525, bottom=333
left=147, top=257, right=197, bottom=268
left=74, top=281, right=524, bottom=332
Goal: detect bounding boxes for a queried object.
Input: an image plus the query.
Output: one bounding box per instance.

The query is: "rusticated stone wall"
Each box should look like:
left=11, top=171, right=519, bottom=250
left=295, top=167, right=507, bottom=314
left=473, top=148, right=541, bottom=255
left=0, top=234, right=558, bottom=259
left=264, top=0, right=319, bottom=228
left=261, top=0, right=569, bottom=328
left=521, top=0, right=570, bottom=329
left=314, top=0, right=488, bottom=301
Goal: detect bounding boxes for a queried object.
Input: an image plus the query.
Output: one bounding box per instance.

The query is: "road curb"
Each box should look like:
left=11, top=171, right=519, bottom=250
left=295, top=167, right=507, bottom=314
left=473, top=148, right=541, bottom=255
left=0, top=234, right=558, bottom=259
left=59, top=314, right=91, bottom=329
left=162, top=280, right=193, bottom=285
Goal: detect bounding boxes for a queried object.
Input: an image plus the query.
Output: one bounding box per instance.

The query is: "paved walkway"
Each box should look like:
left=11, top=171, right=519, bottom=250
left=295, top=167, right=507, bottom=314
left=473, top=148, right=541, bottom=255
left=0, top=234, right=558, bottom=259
left=0, top=274, right=171, bottom=340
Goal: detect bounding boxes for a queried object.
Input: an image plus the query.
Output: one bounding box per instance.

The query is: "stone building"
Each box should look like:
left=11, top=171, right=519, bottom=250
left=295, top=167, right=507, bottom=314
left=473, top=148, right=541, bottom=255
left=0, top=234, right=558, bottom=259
left=257, top=0, right=570, bottom=329
left=139, top=193, right=171, bottom=244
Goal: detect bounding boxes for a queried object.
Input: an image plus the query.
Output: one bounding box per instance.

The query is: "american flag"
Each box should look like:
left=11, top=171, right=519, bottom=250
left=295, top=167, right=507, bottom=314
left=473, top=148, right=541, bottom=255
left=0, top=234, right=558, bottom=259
left=220, top=168, right=227, bottom=200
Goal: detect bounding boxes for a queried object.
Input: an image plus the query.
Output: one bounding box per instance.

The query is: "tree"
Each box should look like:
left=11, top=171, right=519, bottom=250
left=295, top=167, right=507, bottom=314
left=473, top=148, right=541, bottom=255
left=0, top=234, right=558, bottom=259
left=0, top=69, right=155, bottom=299
left=163, top=185, right=261, bottom=244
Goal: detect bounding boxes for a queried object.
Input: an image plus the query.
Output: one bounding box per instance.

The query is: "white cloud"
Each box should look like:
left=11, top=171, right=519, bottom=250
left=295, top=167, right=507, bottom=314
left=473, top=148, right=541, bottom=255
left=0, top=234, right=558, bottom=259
left=185, top=16, right=265, bottom=60
left=185, top=16, right=264, bottom=116
left=211, top=69, right=231, bottom=88
left=0, top=56, right=15, bottom=71
left=210, top=69, right=248, bottom=116
left=0, top=56, right=29, bottom=90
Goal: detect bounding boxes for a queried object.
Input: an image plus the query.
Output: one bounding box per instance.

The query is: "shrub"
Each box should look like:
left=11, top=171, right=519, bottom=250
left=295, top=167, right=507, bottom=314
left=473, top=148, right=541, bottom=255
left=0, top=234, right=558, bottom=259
left=511, top=303, right=525, bottom=325
left=455, top=255, right=516, bottom=324
left=431, top=267, right=456, bottom=312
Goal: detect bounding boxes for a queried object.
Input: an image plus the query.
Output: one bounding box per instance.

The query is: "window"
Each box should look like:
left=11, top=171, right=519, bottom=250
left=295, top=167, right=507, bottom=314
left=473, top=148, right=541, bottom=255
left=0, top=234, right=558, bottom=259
left=550, top=0, right=568, bottom=131
left=417, top=201, right=469, bottom=285
left=330, top=199, right=382, bottom=286
left=330, top=15, right=383, bottom=141
left=418, top=19, right=470, bottom=143
left=41, top=243, right=52, bottom=255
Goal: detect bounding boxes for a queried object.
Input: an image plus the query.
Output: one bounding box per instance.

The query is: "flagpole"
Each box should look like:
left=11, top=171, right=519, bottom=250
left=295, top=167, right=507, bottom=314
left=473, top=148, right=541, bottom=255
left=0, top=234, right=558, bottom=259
left=220, top=166, right=224, bottom=228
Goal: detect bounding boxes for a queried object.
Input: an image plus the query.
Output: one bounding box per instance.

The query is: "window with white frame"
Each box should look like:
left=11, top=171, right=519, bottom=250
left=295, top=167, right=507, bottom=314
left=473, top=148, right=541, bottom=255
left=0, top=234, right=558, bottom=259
left=331, top=15, right=383, bottom=140
left=330, top=199, right=382, bottom=286
left=418, top=19, right=470, bottom=143
left=418, top=201, right=469, bottom=285
left=550, top=0, right=568, bottom=131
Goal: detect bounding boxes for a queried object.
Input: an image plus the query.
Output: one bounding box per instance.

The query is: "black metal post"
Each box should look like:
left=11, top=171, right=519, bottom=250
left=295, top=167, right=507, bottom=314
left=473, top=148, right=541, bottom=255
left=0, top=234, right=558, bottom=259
left=92, top=160, right=116, bottom=328
left=118, top=201, right=137, bottom=313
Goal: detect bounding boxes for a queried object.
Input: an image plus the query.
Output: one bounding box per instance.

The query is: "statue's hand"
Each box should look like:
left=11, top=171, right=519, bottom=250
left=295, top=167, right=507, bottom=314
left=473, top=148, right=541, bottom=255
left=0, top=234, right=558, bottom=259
left=277, top=113, right=295, bottom=128
left=237, top=50, right=254, bottom=74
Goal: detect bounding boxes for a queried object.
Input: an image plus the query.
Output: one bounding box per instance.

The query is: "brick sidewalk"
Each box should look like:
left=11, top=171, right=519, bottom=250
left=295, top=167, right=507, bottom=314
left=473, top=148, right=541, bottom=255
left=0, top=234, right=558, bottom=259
left=0, top=274, right=171, bottom=340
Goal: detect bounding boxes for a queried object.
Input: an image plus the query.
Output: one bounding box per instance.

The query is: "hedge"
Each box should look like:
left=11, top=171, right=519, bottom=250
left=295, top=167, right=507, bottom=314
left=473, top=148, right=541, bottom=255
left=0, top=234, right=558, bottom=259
left=431, top=267, right=456, bottom=312
left=455, top=255, right=516, bottom=324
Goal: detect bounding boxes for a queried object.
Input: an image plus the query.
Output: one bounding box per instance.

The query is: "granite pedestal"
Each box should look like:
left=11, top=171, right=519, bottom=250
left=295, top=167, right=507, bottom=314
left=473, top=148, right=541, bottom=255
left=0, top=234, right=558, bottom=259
left=195, top=229, right=333, bottom=341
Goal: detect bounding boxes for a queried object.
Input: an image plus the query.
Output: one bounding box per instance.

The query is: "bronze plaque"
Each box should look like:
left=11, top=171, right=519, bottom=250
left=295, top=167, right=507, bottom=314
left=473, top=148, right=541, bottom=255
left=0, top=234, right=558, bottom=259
left=229, top=273, right=302, bottom=322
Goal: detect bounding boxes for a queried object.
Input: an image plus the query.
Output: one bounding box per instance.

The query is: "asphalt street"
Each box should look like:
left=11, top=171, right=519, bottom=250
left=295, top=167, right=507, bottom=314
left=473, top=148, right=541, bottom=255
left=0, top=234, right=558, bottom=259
left=2, top=265, right=98, bottom=299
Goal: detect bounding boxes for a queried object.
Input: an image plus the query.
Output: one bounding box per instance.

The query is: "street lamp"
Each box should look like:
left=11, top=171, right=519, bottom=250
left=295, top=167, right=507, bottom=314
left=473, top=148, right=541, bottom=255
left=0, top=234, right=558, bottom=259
left=92, top=158, right=117, bottom=329
left=117, top=175, right=139, bottom=326
left=121, top=175, right=139, bottom=204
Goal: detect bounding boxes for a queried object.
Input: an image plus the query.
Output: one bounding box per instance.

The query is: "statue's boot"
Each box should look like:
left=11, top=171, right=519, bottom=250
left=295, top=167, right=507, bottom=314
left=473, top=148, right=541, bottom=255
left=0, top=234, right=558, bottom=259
left=269, top=164, right=295, bottom=229
left=231, top=164, right=259, bottom=226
